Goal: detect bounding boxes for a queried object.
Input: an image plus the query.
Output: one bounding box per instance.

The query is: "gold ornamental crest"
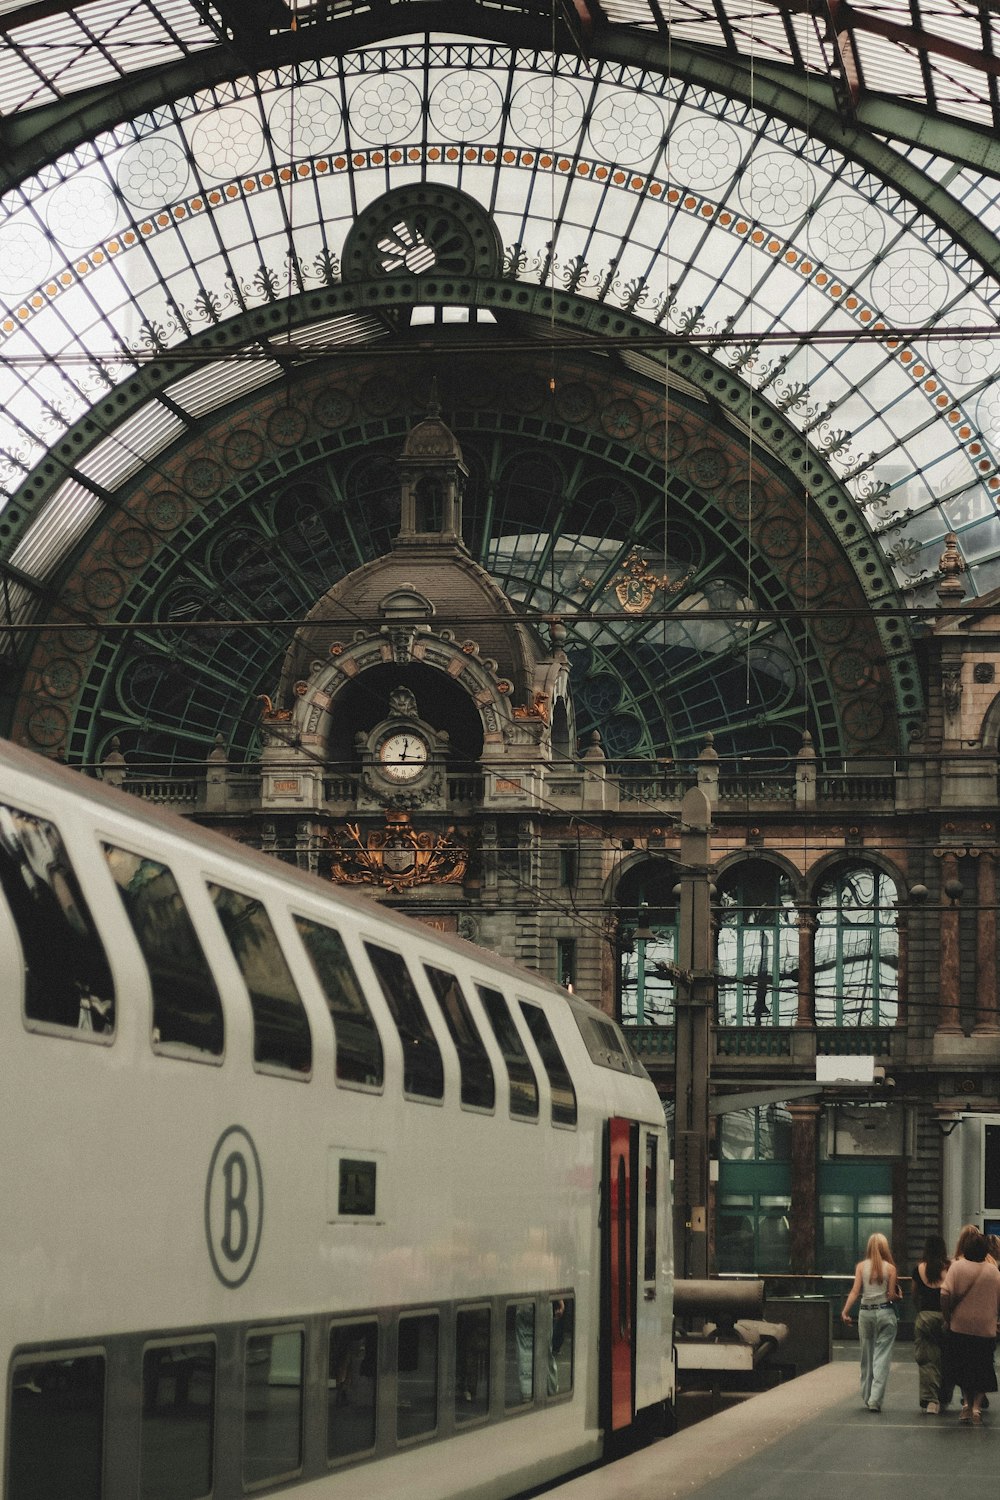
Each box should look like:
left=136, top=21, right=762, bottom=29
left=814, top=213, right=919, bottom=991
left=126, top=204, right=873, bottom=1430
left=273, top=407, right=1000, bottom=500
left=328, top=813, right=467, bottom=892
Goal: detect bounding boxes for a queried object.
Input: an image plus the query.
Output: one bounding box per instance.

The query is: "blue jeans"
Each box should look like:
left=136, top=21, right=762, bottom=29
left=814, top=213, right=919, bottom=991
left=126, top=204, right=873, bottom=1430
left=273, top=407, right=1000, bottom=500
left=858, top=1307, right=897, bottom=1409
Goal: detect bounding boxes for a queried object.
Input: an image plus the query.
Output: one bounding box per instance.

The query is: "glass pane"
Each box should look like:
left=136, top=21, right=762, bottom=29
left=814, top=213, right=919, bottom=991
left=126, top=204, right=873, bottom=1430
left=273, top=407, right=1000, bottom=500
left=209, top=886, right=312, bottom=1073
left=858, top=1194, right=893, bottom=1213
left=396, top=1314, right=438, bottom=1440
left=477, top=985, right=538, bottom=1118
left=8, top=1352, right=104, bottom=1499
left=140, top=1342, right=215, bottom=1499
left=717, top=1207, right=755, bottom=1273
left=644, top=1135, right=658, bottom=1283
left=424, top=965, right=494, bottom=1109
left=0, top=804, right=114, bottom=1036
left=105, top=846, right=223, bottom=1055
left=757, top=1200, right=792, bottom=1273
left=454, top=1307, right=490, bottom=1422
left=519, top=1002, right=577, bottom=1125
left=548, top=1297, right=573, bottom=1396
left=365, top=944, right=443, bottom=1099
left=243, top=1330, right=303, bottom=1486
left=294, top=916, right=383, bottom=1086
left=328, top=1321, right=377, bottom=1461
left=818, top=1215, right=858, bottom=1274
left=505, top=1302, right=534, bottom=1408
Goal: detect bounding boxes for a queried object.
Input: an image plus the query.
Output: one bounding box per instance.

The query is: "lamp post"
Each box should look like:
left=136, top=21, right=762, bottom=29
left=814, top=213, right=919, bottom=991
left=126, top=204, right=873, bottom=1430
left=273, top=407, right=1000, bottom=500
left=672, top=786, right=714, bottom=1280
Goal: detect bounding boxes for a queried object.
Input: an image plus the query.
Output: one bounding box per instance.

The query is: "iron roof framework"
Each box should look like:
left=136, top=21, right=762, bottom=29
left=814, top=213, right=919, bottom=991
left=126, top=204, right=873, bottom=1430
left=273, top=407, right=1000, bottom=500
left=0, top=0, right=996, bottom=769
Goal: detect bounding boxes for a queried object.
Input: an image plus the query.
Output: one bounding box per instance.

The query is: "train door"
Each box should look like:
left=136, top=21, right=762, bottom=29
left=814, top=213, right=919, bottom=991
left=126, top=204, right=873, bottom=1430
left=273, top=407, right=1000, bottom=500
left=604, top=1117, right=636, bottom=1431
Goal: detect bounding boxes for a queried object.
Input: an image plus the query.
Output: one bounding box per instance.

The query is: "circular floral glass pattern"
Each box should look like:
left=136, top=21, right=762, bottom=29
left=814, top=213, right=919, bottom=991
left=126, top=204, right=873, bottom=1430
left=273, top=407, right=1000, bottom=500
left=190, top=108, right=265, bottom=178
left=429, top=71, right=503, bottom=140
left=588, top=90, right=665, bottom=166
left=117, top=135, right=191, bottom=208
left=46, top=175, right=120, bottom=249
left=268, top=85, right=343, bottom=155
left=348, top=74, right=423, bottom=144
left=930, top=304, right=996, bottom=388
left=0, top=221, right=52, bottom=295
left=670, top=118, right=742, bottom=192
left=738, top=151, right=816, bottom=228
left=508, top=76, right=584, bottom=147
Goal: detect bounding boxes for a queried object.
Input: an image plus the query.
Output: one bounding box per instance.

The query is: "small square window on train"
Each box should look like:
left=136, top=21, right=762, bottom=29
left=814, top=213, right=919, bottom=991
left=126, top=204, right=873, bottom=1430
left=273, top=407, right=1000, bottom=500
left=0, top=804, right=115, bottom=1040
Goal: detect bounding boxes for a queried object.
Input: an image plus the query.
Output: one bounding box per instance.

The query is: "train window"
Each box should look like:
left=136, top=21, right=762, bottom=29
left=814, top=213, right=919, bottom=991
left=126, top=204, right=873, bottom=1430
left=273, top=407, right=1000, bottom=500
left=293, top=916, right=383, bottom=1087
left=140, top=1340, right=215, bottom=1499
left=396, top=1312, right=438, bottom=1441
left=103, top=847, right=223, bottom=1057
left=0, top=803, right=115, bottom=1039
left=7, top=1348, right=104, bottom=1498
left=504, top=1302, right=534, bottom=1408
left=208, top=886, right=312, bottom=1075
left=454, top=1306, right=491, bottom=1423
left=328, top=1320, right=378, bottom=1461
left=519, top=1002, right=577, bottom=1126
left=548, top=1296, right=574, bottom=1397
left=243, top=1328, right=303, bottom=1487
left=364, top=944, right=443, bottom=1100
left=644, top=1134, right=659, bottom=1285
left=424, top=965, right=495, bottom=1110
left=477, top=986, right=538, bottom=1119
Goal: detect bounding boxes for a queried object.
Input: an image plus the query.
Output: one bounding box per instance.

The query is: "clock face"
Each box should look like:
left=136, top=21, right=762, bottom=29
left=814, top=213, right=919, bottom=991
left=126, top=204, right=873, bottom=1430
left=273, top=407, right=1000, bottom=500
left=378, top=731, right=428, bottom=782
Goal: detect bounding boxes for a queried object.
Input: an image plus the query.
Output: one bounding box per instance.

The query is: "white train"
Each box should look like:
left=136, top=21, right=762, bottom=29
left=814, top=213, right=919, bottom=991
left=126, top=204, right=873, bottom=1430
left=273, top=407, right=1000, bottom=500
left=0, top=738, right=673, bottom=1500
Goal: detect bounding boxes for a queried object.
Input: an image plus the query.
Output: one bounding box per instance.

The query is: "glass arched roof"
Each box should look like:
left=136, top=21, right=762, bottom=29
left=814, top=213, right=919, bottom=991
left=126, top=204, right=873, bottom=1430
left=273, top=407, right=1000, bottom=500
left=0, top=0, right=998, bottom=767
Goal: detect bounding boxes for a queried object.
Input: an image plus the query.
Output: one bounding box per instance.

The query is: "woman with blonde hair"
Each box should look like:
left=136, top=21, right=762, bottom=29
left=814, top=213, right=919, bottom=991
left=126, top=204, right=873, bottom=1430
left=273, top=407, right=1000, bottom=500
left=841, top=1231, right=900, bottom=1412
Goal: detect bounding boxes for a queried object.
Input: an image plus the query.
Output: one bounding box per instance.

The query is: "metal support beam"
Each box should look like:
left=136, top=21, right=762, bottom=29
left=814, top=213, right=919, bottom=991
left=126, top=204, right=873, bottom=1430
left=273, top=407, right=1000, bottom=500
left=672, top=786, right=714, bottom=1280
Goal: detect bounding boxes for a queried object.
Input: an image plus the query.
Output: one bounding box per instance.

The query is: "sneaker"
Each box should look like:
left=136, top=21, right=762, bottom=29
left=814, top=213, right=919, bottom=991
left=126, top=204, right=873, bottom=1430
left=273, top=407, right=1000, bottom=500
left=867, top=1402, right=881, bottom=1412
left=926, top=1401, right=940, bottom=1414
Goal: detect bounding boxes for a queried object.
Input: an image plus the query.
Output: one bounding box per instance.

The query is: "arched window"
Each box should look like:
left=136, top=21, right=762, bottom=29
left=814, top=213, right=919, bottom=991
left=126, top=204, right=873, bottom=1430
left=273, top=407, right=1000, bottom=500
left=814, top=865, right=898, bottom=1026
left=617, top=865, right=678, bottom=1028
left=716, top=861, right=798, bottom=1027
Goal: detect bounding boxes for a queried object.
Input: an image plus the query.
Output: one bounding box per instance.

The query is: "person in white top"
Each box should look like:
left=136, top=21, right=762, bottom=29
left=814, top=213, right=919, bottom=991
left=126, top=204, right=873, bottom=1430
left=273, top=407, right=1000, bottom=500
left=840, top=1231, right=900, bottom=1412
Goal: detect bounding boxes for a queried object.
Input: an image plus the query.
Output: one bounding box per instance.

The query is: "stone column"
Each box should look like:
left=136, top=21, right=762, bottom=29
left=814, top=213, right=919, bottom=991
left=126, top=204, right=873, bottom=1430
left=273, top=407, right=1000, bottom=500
left=974, top=849, right=1000, bottom=1035
left=787, top=1102, right=820, bottom=1273
left=934, top=848, right=963, bottom=1036
left=796, top=908, right=816, bottom=1027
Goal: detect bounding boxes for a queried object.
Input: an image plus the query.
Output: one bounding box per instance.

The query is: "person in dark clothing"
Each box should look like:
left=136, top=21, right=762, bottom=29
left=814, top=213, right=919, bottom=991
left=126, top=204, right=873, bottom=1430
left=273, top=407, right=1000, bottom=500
left=912, top=1234, right=949, bottom=1412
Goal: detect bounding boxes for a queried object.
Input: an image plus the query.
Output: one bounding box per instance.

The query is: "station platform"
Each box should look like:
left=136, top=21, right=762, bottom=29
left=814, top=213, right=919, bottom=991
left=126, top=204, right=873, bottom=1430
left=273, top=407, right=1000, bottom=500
left=547, top=1347, right=996, bottom=1499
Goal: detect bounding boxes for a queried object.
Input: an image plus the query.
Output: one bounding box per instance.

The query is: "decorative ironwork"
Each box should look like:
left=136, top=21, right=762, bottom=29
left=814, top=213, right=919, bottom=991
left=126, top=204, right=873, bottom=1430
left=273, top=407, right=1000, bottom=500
left=610, top=551, right=691, bottom=614
left=327, top=813, right=467, bottom=891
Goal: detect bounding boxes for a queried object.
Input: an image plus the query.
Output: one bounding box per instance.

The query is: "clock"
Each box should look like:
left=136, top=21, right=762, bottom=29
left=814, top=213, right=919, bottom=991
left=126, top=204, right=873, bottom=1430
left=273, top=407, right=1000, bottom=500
left=377, top=731, right=429, bottom=783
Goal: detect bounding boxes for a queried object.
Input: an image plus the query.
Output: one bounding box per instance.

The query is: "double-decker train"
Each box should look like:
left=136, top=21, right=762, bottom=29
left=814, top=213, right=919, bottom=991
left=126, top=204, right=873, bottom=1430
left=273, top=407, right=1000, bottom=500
left=0, top=737, right=673, bottom=1499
